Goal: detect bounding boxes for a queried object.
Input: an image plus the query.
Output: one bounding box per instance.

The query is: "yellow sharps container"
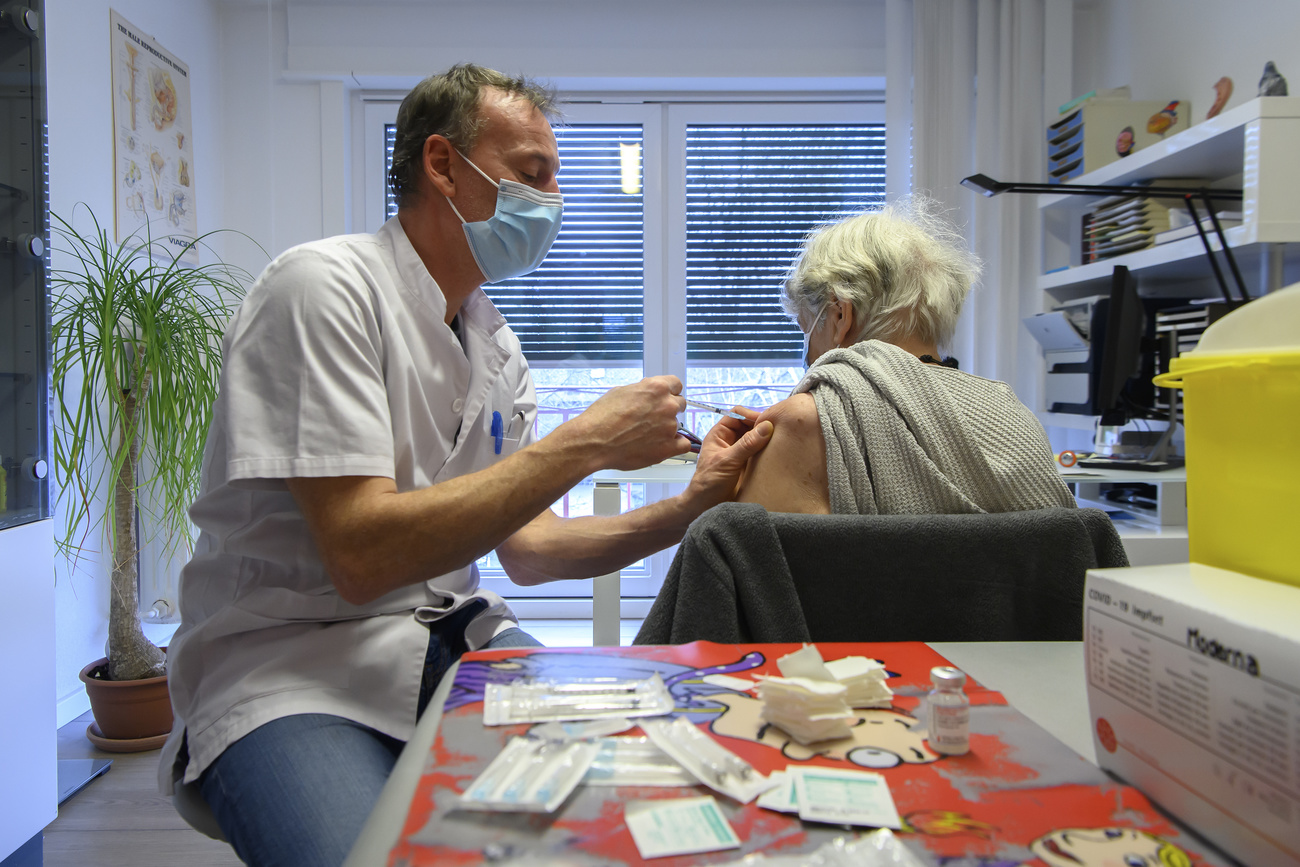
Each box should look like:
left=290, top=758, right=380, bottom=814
left=1153, top=284, right=1300, bottom=588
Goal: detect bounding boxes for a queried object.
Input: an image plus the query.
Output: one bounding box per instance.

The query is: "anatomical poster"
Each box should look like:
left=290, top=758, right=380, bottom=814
left=110, top=9, right=197, bottom=264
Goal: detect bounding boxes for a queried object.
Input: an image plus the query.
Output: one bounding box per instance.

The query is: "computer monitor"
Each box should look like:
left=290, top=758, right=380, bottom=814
left=1077, top=265, right=1184, bottom=470
left=1093, top=265, right=1145, bottom=426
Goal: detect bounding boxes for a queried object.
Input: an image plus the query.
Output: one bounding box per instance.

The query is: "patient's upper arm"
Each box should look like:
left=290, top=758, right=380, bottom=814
left=735, top=392, right=830, bottom=514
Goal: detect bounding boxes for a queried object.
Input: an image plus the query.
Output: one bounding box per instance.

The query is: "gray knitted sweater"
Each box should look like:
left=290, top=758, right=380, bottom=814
left=795, top=340, right=1076, bottom=515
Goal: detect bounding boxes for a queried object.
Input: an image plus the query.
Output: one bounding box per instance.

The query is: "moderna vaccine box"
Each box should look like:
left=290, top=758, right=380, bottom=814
left=1084, top=562, right=1300, bottom=866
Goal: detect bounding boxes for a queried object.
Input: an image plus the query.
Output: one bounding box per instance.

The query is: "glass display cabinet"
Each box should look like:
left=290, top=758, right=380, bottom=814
left=0, top=3, right=53, bottom=859
left=0, top=0, right=49, bottom=531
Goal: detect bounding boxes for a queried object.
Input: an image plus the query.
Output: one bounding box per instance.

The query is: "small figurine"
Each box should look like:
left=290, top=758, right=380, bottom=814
left=1259, top=61, right=1288, bottom=97
left=1115, top=126, right=1135, bottom=157
left=1206, top=76, right=1233, bottom=119
left=1146, top=100, right=1180, bottom=136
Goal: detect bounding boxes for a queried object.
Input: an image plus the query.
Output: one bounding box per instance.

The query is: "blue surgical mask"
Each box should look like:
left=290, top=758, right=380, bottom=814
left=447, top=151, right=564, bottom=283
left=801, top=304, right=829, bottom=369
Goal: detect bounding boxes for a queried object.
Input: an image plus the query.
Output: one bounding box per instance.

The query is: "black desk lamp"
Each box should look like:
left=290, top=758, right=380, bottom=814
left=961, top=173, right=1251, bottom=304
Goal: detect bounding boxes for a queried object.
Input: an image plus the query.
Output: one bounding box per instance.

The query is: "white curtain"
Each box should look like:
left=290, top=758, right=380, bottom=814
left=902, top=0, right=1047, bottom=404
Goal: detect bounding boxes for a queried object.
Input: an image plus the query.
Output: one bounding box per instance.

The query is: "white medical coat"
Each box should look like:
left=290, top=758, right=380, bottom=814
left=159, top=217, right=537, bottom=787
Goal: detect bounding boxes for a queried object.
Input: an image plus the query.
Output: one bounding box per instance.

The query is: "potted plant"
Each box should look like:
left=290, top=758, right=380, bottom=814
left=51, top=207, right=253, bottom=748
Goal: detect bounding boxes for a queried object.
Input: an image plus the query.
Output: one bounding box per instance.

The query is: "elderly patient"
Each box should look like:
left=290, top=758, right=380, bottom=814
left=737, top=199, right=1075, bottom=515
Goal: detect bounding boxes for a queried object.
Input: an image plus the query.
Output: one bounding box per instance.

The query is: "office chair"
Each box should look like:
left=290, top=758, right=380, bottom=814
left=634, top=502, right=1128, bottom=645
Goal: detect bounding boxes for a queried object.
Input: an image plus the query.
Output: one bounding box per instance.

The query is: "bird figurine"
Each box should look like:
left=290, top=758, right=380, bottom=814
left=1147, top=100, right=1180, bottom=136
left=1206, top=76, right=1233, bottom=119
left=1259, top=61, right=1288, bottom=97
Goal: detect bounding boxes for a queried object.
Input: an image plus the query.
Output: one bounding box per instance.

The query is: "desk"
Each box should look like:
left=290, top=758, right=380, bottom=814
left=346, top=641, right=1235, bottom=866
left=1058, top=465, right=1189, bottom=566
left=590, top=461, right=697, bottom=646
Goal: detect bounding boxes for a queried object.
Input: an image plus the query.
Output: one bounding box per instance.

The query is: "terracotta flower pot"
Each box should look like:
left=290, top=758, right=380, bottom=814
left=78, top=656, right=173, bottom=749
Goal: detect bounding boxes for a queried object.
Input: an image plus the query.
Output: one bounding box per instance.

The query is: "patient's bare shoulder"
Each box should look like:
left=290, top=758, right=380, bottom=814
left=735, top=392, right=830, bottom=514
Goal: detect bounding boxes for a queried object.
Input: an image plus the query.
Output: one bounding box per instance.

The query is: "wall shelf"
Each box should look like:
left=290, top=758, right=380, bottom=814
left=1039, top=228, right=1247, bottom=299
left=1038, top=96, right=1300, bottom=301
left=1033, top=97, right=1300, bottom=448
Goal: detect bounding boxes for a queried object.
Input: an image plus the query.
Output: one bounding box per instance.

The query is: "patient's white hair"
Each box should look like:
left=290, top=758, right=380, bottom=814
left=782, top=196, right=981, bottom=350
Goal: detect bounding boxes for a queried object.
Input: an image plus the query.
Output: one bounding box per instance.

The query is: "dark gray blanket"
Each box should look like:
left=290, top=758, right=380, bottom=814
left=634, top=502, right=1128, bottom=645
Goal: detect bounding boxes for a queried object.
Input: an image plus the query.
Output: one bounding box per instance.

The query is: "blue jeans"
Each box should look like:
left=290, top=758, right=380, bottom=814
left=199, top=620, right=541, bottom=867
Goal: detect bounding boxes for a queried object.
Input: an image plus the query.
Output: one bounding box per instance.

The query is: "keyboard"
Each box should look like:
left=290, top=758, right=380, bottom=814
left=1075, top=457, right=1185, bottom=472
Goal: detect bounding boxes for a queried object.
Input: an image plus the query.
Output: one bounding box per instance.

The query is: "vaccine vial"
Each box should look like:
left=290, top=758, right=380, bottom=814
left=926, top=666, right=970, bottom=755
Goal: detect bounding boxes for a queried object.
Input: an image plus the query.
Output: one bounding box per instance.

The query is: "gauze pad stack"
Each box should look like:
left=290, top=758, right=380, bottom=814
left=755, top=645, right=894, bottom=745
left=824, top=656, right=893, bottom=707
left=755, top=675, right=856, bottom=744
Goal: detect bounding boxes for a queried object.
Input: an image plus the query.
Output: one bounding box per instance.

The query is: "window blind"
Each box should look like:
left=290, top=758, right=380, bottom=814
left=385, top=123, right=644, bottom=363
left=685, top=125, right=886, bottom=363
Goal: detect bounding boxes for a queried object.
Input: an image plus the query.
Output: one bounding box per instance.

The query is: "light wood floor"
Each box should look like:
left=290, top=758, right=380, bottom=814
left=46, top=711, right=241, bottom=866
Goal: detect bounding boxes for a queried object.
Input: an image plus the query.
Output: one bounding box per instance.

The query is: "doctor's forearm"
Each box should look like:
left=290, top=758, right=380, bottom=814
left=291, top=377, right=695, bottom=605
left=290, top=431, right=613, bottom=605
left=497, top=494, right=700, bottom=585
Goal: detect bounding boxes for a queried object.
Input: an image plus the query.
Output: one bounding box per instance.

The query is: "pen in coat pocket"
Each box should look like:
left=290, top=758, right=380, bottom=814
left=506, top=411, right=527, bottom=438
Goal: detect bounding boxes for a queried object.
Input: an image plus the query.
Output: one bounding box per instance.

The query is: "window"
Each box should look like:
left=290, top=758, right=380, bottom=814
left=676, top=112, right=886, bottom=429
left=366, top=98, right=885, bottom=598
left=382, top=122, right=647, bottom=364
left=685, top=125, right=886, bottom=363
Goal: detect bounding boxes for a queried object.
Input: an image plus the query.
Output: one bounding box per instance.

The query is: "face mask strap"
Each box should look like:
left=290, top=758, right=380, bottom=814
left=802, top=303, right=830, bottom=368
left=444, top=149, right=500, bottom=226
left=455, top=148, right=500, bottom=188
left=446, top=197, right=468, bottom=225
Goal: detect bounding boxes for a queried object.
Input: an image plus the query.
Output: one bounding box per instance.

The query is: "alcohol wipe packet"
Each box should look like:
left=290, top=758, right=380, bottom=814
left=789, top=765, right=902, bottom=829
left=755, top=770, right=799, bottom=814
left=624, top=796, right=741, bottom=859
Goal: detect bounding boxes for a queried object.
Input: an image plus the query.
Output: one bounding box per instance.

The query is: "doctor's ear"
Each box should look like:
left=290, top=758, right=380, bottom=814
left=423, top=135, right=457, bottom=198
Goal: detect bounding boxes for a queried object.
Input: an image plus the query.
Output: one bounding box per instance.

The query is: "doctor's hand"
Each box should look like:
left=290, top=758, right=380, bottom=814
left=565, top=374, right=690, bottom=471
left=681, top=406, right=773, bottom=512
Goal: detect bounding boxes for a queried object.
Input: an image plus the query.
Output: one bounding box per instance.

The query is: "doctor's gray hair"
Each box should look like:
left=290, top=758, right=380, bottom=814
left=389, top=63, right=558, bottom=209
left=782, top=197, right=981, bottom=350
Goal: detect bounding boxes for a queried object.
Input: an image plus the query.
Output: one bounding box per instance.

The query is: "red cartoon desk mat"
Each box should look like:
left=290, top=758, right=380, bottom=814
left=386, top=641, right=1232, bottom=866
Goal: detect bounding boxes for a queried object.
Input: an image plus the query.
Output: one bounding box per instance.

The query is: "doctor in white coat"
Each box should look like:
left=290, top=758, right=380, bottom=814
left=159, top=63, right=772, bottom=867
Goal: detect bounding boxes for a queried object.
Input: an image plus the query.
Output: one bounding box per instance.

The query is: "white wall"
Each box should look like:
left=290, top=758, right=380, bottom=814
left=46, top=0, right=227, bottom=725
left=1072, top=0, right=1300, bottom=119
left=219, top=0, right=888, bottom=263
left=282, top=0, right=884, bottom=83
left=218, top=2, right=331, bottom=270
